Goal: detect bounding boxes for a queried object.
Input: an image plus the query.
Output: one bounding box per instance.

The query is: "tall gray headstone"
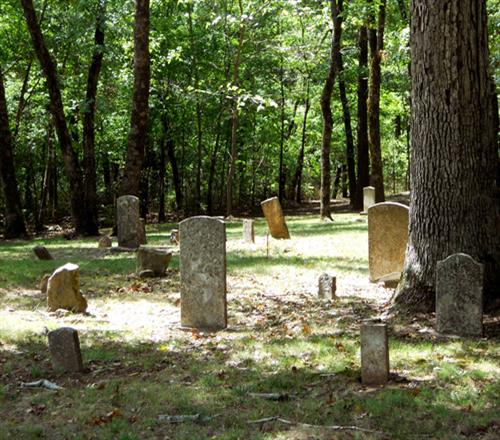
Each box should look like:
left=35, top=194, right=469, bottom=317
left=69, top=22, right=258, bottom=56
left=436, top=253, right=483, bottom=337
left=361, top=323, right=389, bottom=385
left=180, top=216, right=227, bottom=330
left=243, top=219, right=255, bottom=243
left=48, top=327, right=84, bottom=373
left=117, top=195, right=141, bottom=248
left=368, top=202, right=409, bottom=282
left=363, top=186, right=376, bottom=213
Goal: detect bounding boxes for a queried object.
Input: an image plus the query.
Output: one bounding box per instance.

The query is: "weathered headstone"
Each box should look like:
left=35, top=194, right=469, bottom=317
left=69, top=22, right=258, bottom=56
left=138, top=218, right=147, bottom=245
left=361, top=322, right=389, bottom=385
left=117, top=195, right=141, bottom=248
left=243, top=219, right=255, bottom=243
left=48, top=327, right=84, bottom=373
left=180, top=216, right=227, bottom=330
left=39, top=274, right=50, bottom=294
left=318, top=273, right=336, bottom=300
left=170, top=229, right=179, bottom=245
left=362, top=186, right=376, bottom=213
left=260, top=197, right=290, bottom=239
left=98, top=235, right=112, bottom=248
left=33, top=245, right=53, bottom=260
left=137, top=246, right=172, bottom=277
left=368, top=202, right=409, bottom=282
left=47, top=263, right=87, bottom=313
left=436, top=253, right=484, bottom=337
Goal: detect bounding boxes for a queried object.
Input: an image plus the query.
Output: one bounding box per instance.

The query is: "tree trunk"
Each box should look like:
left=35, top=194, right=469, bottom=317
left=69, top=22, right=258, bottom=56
left=158, top=135, right=166, bottom=222
left=162, top=115, right=183, bottom=211
left=319, top=0, right=342, bottom=220
left=394, top=0, right=499, bottom=312
left=367, top=0, right=386, bottom=203
left=291, top=82, right=310, bottom=203
left=119, top=0, right=150, bottom=197
left=0, top=69, right=28, bottom=238
left=21, top=0, right=90, bottom=234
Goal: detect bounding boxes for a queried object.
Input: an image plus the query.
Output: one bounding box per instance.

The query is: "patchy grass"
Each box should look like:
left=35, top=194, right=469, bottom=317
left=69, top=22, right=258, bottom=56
left=0, top=214, right=499, bottom=439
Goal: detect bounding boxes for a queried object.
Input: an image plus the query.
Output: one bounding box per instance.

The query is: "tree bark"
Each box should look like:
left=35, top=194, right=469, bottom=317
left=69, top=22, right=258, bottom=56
left=162, top=115, right=183, bottom=211
left=367, top=0, right=386, bottom=203
left=291, top=82, right=310, bottom=203
left=119, top=0, right=150, bottom=197
left=394, top=0, right=499, bottom=312
left=0, top=69, right=28, bottom=238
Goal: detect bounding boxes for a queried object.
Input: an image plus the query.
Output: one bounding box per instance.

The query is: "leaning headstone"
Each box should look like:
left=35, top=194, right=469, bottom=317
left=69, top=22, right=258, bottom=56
left=48, top=327, right=84, bottom=373
left=368, top=202, right=409, bottom=282
left=243, top=219, right=255, bottom=243
left=33, top=245, right=53, bottom=260
left=318, top=273, right=336, bottom=300
left=137, top=246, right=172, bottom=277
left=117, top=195, right=141, bottom=248
left=362, top=186, right=376, bottom=213
left=98, top=235, right=112, bottom=248
left=361, top=322, right=389, bottom=385
left=47, top=263, right=87, bottom=313
left=260, top=197, right=290, bottom=239
left=436, top=253, right=484, bottom=337
left=180, top=216, right=227, bottom=330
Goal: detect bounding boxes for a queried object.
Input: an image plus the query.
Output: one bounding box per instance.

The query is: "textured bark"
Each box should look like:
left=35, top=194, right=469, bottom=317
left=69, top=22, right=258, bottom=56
left=162, top=115, right=182, bottom=211
left=367, top=0, right=386, bottom=203
left=291, top=83, right=310, bottom=203
left=394, top=0, right=499, bottom=312
left=120, top=0, right=150, bottom=197
left=0, top=69, right=28, bottom=238
left=319, top=0, right=341, bottom=220
left=158, top=135, right=166, bottom=222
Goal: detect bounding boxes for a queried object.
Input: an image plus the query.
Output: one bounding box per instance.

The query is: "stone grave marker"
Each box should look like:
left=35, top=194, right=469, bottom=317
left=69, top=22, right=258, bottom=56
left=98, top=235, right=112, bottom=248
left=180, top=216, right=227, bottom=330
left=40, top=274, right=50, bottom=294
left=318, top=273, right=336, bottom=300
left=117, top=195, right=141, bottom=248
left=139, top=218, right=147, bottom=245
left=243, top=219, right=255, bottom=243
left=261, top=197, right=290, bottom=239
left=47, top=263, right=87, bottom=313
left=436, top=253, right=483, bottom=337
left=33, top=245, right=53, bottom=260
left=361, top=322, right=389, bottom=385
left=368, top=202, right=409, bottom=282
left=362, top=186, right=376, bottom=213
left=170, top=229, right=179, bottom=245
left=137, top=246, right=172, bottom=277
left=48, top=327, right=84, bottom=373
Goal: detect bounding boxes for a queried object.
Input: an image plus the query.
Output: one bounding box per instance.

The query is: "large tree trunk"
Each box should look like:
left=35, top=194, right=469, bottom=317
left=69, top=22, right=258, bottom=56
left=319, top=0, right=342, bottom=220
left=21, top=0, right=89, bottom=234
left=367, top=0, right=386, bottom=203
left=119, top=0, right=150, bottom=197
left=394, top=0, right=499, bottom=312
left=0, top=69, right=28, bottom=238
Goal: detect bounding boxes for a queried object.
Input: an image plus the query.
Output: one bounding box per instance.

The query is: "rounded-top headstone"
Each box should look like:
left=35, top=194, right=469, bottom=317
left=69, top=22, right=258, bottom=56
left=117, top=195, right=141, bottom=248
left=47, top=263, right=87, bottom=313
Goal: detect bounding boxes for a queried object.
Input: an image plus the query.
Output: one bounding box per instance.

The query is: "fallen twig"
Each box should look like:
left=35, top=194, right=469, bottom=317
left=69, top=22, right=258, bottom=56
left=21, top=379, right=63, bottom=390
left=248, top=392, right=292, bottom=401
left=157, top=413, right=220, bottom=424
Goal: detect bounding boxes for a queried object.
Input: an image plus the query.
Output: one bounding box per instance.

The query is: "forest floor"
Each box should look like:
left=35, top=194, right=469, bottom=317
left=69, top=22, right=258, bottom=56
left=0, top=211, right=499, bottom=439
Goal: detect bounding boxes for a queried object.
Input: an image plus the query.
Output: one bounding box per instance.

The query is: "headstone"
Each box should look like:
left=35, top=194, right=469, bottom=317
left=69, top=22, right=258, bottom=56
left=436, top=253, right=484, bottom=337
left=137, top=246, right=172, bottom=276
left=180, top=216, right=227, bottom=330
left=368, top=202, right=409, bottom=282
left=170, top=229, right=179, bottom=245
left=33, top=245, right=53, bottom=260
left=47, top=263, right=87, bottom=313
left=98, top=235, right=112, bottom=248
left=243, top=219, right=255, bottom=243
left=361, top=322, right=389, bottom=385
left=362, top=186, right=376, bottom=213
left=116, top=195, right=141, bottom=248
left=139, top=218, right=147, bottom=245
left=318, top=273, right=336, bottom=300
left=48, top=327, right=84, bottom=373
left=39, top=274, right=50, bottom=294
left=260, top=197, right=290, bottom=239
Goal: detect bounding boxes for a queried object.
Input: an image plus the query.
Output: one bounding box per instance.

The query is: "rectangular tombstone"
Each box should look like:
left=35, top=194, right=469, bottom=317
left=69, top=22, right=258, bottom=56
left=361, top=323, right=389, bottom=385
left=436, top=253, right=483, bottom=337
left=318, top=273, right=336, bottom=300
left=243, top=219, right=255, bottom=243
left=137, top=246, right=172, bottom=276
left=48, top=327, right=84, bottom=373
left=260, top=197, right=290, bottom=239
left=363, top=186, right=376, bottom=213
left=368, top=202, right=409, bottom=282
left=117, top=195, right=141, bottom=248
left=180, top=216, right=227, bottom=330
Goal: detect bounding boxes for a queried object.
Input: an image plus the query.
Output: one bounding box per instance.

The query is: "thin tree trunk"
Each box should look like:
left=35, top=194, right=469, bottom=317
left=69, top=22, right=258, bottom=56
left=291, top=82, right=310, bottom=203
left=38, top=121, right=54, bottom=226
left=158, top=136, right=166, bottom=222
left=162, top=115, right=183, bottom=211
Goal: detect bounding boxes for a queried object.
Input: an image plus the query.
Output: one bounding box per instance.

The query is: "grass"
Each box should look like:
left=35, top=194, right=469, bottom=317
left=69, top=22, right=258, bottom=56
left=0, top=213, right=499, bottom=439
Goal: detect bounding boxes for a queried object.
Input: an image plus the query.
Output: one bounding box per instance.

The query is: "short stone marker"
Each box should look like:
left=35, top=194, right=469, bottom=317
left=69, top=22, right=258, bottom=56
left=318, top=273, right=336, bottom=300
left=137, top=246, right=172, bottom=277
left=243, top=219, right=255, bottom=243
left=139, top=218, right=147, bottom=245
left=39, top=274, right=50, bottom=294
left=98, top=235, right=112, bottom=248
left=180, top=216, right=227, bottom=330
left=362, top=186, right=376, bottom=213
left=261, top=197, right=290, bottom=239
left=368, top=202, right=409, bottom=282
left=47, top=263, right=87, bottom=313
left=117, top=195, right=141, bottom=248
left=33, top=245, right=53, bottom=260
left=436, top=253, right=484, bottom=337
left=170, top=229, right=179, bottom=245
left=48, top=327, right=84, bottom=373
left=361, top=322, right=389, bottom=385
